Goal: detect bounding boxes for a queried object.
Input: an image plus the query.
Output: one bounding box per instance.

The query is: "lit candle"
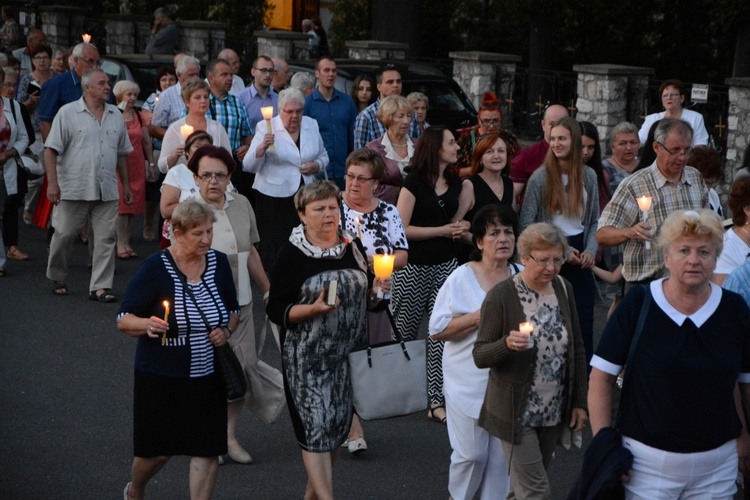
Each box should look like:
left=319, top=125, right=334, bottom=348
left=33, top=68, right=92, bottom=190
left=355, top=217, right=363, bottom=241
left=180, top=124, right=193, bottom=142
left=636, top=195, right=652, bottom=250
left=372, top=253, right=396, bottom=299
left=260, top=106, right=275, bottom=152
left=519, top=322, right=534, bottom=349
left=162, top=300, right=170, bottom=345
left=82, top=33, right=91, bottom=43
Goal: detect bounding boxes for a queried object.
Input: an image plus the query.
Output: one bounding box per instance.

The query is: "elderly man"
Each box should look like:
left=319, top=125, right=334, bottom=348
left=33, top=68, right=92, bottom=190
left=238, top=55, right=278, bottom=133
left=12, top=28, right=45, bottom=76
left=509, top=103, right=569, bottom=203
left=218, top=48, right=245, bottom=95
left=597, top=118, right=708, bottom=290
left=45, top=68, right=133, bottom=301
left=301, top=19, right=319, bottom=58
left=271, top=57, right=289, bottom=92
left=149, top=55, right=200, bottom=140
left=145, top=7, right=178, bottom=56
left=353, top=65, right=421, bottom=149
left=304, top=57, right=357, bottom=189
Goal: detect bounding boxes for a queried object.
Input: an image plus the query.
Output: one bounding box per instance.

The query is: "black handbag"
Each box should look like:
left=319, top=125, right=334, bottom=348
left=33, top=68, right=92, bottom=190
left=169, top=251, right=247, bottom=402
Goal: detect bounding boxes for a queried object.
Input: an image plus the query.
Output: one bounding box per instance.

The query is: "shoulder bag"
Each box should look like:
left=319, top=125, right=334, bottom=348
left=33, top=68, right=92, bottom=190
left=246, top=318, right=287, bottom=424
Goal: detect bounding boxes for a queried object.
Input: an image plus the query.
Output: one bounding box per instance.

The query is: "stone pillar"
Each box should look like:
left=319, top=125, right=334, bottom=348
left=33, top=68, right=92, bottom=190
left=724, top=77, right=750, bottom=182
left=255, top=30, right=313, bottom=60
left=449, top=51, right=522, bottom=109
left=178, top=21, right=227, bottom=61
left=104, top=14, right=150, bottom=55
left=345, top=40, right=408, bottom=61
left=573, top=64, right=654, bottom=144
left=39, top=5, right=87, bottom=51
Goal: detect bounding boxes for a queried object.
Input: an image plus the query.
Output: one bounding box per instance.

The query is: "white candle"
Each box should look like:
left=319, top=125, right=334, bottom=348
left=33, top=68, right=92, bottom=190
left=162, top=300, right=170, bottom=345
left=180, top=124, right=193, bottom=142
left=372, top=253, right=395, bottom=299
left=519, top=322, right=534, bottom=349
left=260, top=106, right=274, bottom=152
left=636, top=195, right=652, bottom=250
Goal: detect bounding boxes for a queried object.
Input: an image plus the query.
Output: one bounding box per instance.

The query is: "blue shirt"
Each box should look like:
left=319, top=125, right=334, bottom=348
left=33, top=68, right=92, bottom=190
left=304, top=88, right=357, bottom=180
left=39, top=70, right=114, bottom=124
left=238, top=83, right=278, bottom=135
left=208, top=92, right=252, bottom=152
left=723, top=259, right=750, bottom=307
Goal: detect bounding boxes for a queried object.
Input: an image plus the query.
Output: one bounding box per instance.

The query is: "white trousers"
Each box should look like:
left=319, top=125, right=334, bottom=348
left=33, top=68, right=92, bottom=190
left=446, top=394, right=509, bottom=500
left=623, top=436, right=737, bottom=500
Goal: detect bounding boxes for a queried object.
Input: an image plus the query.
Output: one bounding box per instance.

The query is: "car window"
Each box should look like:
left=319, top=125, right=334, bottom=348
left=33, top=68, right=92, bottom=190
left=99, top=60, right=125, bottom=90
left=405, top=82, right=467, bottom=113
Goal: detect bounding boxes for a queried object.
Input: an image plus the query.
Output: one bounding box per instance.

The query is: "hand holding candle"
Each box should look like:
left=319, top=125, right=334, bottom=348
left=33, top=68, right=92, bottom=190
left=162, top=300, right=170, bottom=345
left=636, top=195, right=652, bottom=250
left=180, top=124, right=194, bottom=142
left=372, top=253, right=395, bottom=299
left=519, top=322, right=534, bottom=349
left=260, top=106, right=274, bottom=152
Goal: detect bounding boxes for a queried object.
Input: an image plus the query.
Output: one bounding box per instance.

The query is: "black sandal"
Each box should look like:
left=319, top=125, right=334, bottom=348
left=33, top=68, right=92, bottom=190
left=427, top=404, right=447, bottom=424
left=52, top=281, right=68, bottom=295
left=89, top=289, right=116, bottom=303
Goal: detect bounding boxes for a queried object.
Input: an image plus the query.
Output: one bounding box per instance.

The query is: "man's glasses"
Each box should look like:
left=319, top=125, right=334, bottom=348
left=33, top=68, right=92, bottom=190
left=656, top=142, right=694, bottom=159
left=254, top=68, right=275, bottom=75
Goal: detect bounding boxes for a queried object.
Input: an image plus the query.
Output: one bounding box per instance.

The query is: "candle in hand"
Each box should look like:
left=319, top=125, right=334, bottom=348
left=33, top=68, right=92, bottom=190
left=260, top=106, right=275, bottom=152
left=162, top=300, right=170, bottom=345
left=636, top=195, right=652, bottom=250
left=82, top=33, right=91, bottom=43
left=373, top=253, right=395, bottom=299
left=180, top=124, right=193, bottom=142
left=519, top=322, right=534, bottom=349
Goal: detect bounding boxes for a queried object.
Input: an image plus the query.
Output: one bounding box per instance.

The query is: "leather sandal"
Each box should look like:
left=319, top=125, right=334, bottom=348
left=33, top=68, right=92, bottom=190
left=89, top=289, right=116, bottom=303
left=427, top=404, right=447, bottom=424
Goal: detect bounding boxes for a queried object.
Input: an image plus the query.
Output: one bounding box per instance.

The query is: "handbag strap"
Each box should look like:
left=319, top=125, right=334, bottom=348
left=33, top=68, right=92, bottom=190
left=615, top=284, right=652, bottom=427
left=164, top=249, right=220, bottom=333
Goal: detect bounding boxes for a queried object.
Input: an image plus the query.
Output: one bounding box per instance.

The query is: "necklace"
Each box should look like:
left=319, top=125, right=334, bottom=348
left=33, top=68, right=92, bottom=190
left=391, top=141, right=407, bottom=147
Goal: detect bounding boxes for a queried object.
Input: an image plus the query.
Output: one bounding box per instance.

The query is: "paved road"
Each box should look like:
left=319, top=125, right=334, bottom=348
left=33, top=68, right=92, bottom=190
left=1, top=216, right=600, bottom=499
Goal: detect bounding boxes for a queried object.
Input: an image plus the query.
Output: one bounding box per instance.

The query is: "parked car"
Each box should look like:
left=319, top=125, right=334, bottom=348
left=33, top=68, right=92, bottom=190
left=288, top=59, right=477, bottom=134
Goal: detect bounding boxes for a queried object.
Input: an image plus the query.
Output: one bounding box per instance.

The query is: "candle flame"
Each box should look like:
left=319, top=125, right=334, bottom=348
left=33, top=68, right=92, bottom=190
left=260, top=106, right=274, bottom=120
left=82, top=33, right=91, bottom=43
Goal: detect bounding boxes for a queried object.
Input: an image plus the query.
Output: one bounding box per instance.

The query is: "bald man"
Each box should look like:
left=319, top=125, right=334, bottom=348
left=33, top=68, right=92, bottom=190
left=218, top=48, right=245, bottom=95
left=509, top=104, right=569, bottom=203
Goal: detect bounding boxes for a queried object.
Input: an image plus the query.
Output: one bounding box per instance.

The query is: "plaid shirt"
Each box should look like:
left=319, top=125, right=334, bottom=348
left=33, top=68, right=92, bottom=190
left=151, top=82, right=186, bottom=128
left=208, top=92, right=252, bottom=152
left=597, top=162, right=708, bottom=282
left=353, top=98, right=421, bottom=149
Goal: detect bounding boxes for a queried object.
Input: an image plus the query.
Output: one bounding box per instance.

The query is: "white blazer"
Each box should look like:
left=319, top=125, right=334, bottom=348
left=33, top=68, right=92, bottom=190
left=243, top=115, right=329, bottom=198
left=1, top=97, right=30, bottom=196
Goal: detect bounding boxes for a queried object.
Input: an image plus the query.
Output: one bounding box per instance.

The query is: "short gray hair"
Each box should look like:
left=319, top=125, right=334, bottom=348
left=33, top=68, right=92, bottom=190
left=154, top=7, right=171, bottom=19
left=72, top=42, right=97, bottom=60
left=176, top=55, right=200, bottom=78
left=406, top=91, right=429, bottom=108
left=217, top=48, right=237, bottom=61
left=113, top=80, right=140, bottom=101
left=289, top=72, right=315, bottom=95
left=279, top=86, right=307, bottom=110
left=301, top=19, right=313, bottom=29
left=294, top=180, right=340, bottom=213
left=81, top=68, right=106, bottom=89
left=608, top=121, right=639, bottom=147
left=654, top=118, right=693, bottom=144
left=517, top=222, right=568, bottom=259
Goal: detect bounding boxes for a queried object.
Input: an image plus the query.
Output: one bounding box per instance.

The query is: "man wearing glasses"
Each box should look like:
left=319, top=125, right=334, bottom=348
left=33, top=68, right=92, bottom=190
left=239, top=55, right=278, bottom=133
left=597, top=118, right=708, bottom=292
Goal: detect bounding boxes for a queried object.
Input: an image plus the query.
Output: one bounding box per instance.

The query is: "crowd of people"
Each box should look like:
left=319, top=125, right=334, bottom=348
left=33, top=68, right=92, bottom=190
left=5, top=6, right=750, bottom=500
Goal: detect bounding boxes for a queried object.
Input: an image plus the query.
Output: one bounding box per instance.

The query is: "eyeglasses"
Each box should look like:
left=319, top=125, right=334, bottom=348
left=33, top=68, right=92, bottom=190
left=33, top=55, right=50, bottom=61
left=281, top=108, right=303, bottom=115
left=656, top=142, right=694, bottom=158
left=479, top=118, right=501, bottom=126
left=81, top=57, right=100, bottom=67
left=344, top=173, right=374, bottom=184
left=197, top=172, right=229, bottom=182
left=254, top=68, right=275, bottom=75
left=528, top=254, right=564, bottom=267
left=662, top=93, right=681, bottom=99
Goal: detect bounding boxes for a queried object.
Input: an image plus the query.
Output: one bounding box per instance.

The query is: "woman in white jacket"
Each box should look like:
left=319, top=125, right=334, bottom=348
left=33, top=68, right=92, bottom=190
left=243, top=87, right=329, bottom=273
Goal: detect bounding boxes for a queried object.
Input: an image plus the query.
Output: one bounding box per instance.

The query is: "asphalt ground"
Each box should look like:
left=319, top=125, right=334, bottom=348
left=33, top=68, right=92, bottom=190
left=1, top=213, right=620, bottom=499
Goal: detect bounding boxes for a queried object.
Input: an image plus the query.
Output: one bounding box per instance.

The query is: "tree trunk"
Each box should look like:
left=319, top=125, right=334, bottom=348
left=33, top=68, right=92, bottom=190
left=370, top=0, right=422, bottom=57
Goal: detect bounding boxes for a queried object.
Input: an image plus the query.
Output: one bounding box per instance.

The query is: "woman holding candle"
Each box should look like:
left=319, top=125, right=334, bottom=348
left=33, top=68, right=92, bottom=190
left=713, top=176, right=750, bottom=286
left=429, top=204, right=522, bottom=500
left=243, top=87, right=329, bottom=274
left=473, top=222, right=588, bottom=499
left=113, top=80, right=155, bottom=260
left=365, top=95, right=416, bottom=205
left=392, top=126, right=470, bottom=425
left=157, top=77, right=230, bottom=174
left=117, top=199, right=240, bottom=500
left=589, top=209, right=750, bottom=499
left=340, top=147, right=408, bottom=454
left=519, top=116, right=599, bottom=365
left=266, top=181, right=387, bottom=499
left=188, top=145, right=270, bottom=465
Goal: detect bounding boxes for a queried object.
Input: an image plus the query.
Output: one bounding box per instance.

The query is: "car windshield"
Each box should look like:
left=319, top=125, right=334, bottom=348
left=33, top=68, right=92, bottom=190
left=404, top=82, right=468, bottom=113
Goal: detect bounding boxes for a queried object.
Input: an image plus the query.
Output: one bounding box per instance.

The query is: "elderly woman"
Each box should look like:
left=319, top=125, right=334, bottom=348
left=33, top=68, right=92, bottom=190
left=590, top=209, right=750, bottom=499
left=520, top=116, right=599, bottom=364
left=713, top=176, right=750, bottom=286
left=158, top=77, right=230, bottom=174
left=393, top=126, right=470, bottom=424
left=691, top=145, right=724, bottom=216
left=639, top=79, right=709, bottom=147
left=365, top=95, right=415, bottom=205
left=473, top=222, right=588, bottom=499
left=430, top=204, right=521, bottom=500
left=243, top=87, right=329, bottom=273
left=114, top=80, right=155, bottom=259
left=351, top=74, right=376, bottom=114
left=267, top=181, right=386, bottom=499
left=454, top=92, right=504, bottom=179
left=340, top=148, right=408, bottom=453
left=602, top=122, right=640, bottom=197
left=188, top=145, right=270, bottom=465
left=118, top=199, right=240, bottom=500
left=407, top=91, right=430, bottom=134
left=289, top=71, right=316, bottom=97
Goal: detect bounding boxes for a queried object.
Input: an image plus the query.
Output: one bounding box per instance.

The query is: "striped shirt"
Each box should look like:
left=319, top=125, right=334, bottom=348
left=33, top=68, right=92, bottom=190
left=597, top=162, right=708, bottom=282
left=208, top=92, right=252, bottom=152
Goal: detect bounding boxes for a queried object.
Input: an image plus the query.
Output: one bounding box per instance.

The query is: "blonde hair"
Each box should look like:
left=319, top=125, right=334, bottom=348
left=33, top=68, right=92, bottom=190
left=181, top=77, right=209, bottom=104
left=658, top=209, right=723, bottom=255
left=406, top=91, right=428, bottom=108
left=543, top=116, right=585, bottom=217
left=376, top=95, right=412, bottom=129
left=113, top=80, right=140, bottom=102
left=171, top=199, right=215, bottom=234
left=517, top=222, right=568, bottom=258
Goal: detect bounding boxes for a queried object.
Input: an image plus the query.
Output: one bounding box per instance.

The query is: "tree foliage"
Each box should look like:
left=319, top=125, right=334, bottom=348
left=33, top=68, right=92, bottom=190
left=329, top=0, right=370, bottom=56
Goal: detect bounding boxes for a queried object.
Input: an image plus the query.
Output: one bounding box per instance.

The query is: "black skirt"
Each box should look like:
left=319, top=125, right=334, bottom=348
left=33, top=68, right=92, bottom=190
left=133, top=370, right=227, bottom=457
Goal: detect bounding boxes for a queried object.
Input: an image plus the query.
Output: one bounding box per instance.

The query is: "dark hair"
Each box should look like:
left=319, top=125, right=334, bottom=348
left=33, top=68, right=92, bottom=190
left=253, top=55, right=273, bottom=68
left=315, top=56, right=335, bottom=71
left=729, top=176, right=750, bottom=227
left=469, top=204, right=518, bottom=261
left=376, top=64, right=400, bottom=84
left=350, top=74, right=376, bottom=106
left=691, top=146, right=723, bottom=181
left=658, top=79, right=686, bottom=99
left=345, top=148, right=385, bottom=182
left=579, top=121, right=606, bottom=196
left=31, top=44, right=52, bottom=58
left=637, top=119, right=661, bottom=171
left=185, top=130, right=213, bottom=156
left=470, top=132, right=520, bottom=176
left=187, top=145, right=236, bottom=176
left=411, top=126, right=450, bottom=188
left=207, top=58, right=231, bottom=77
left=154, top=65, right=176, bottom=89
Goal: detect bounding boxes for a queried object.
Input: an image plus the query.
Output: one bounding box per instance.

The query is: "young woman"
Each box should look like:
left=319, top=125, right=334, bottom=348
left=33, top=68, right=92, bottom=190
left=350, top=74, right=376, bottom=114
